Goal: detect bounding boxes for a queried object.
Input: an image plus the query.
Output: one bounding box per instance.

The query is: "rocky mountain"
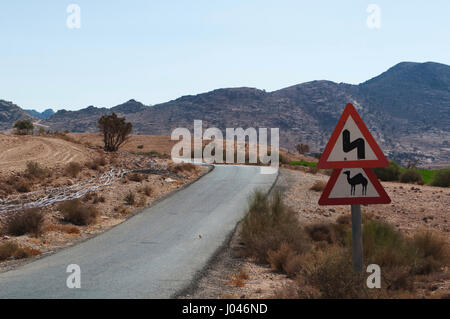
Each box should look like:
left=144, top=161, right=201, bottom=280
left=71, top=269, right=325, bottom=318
left=2, top=62, right=449, bottom=165
left=25, top=109, right=55, bottom=119
left=0, top=100, right=37, bottom=130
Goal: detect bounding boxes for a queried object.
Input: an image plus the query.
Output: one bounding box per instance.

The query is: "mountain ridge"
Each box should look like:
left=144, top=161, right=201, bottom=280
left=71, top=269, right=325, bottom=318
left=1, top=61, right=449, bottom=165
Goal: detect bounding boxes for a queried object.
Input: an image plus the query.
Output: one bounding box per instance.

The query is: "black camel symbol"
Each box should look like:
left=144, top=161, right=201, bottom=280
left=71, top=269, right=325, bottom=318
left=342, top=129, right=365, bottom=159
left=343, top=171, right=368, bottom=196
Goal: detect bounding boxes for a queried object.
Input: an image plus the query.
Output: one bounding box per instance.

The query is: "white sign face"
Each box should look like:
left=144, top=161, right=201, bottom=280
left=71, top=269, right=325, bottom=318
left=328, top=168, right=380, bottom=198
left=327, top=116, right=377, bottom=162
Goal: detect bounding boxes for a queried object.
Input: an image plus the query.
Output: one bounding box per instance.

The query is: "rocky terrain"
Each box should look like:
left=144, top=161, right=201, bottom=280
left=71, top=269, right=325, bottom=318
left=1, top=62, right=449, bottom=166
left=0, top=100, right=36, bottom=131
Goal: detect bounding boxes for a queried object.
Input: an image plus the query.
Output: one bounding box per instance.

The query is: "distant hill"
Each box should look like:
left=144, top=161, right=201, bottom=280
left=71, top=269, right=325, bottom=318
left=25, top=109, right=55, bottom=120
left=0, top=100, right=36, bottom=130
left=2, top=62, right=449, bottom=165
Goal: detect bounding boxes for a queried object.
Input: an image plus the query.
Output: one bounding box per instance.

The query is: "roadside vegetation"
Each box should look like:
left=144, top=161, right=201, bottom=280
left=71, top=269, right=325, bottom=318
left=374, top=160, right=449, bottom=187
left=239, top=190, right=449, bottom=298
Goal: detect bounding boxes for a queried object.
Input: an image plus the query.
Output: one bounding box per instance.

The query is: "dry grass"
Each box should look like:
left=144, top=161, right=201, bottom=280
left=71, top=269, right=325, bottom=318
left=124, top=191, right=135, bottom=205
left=3, top=208, right=44, bottom=237
left=140, top=185, right=153, bottom=196
left=309, top=181, right=326, bottom=192
left=25, top=161, right=51, bottom=179
left=86, top=157, right=106, bottom=170
left=228, top=269, right=249, bottom=287
left=240, top=190, right=311, bottom=263
left=168, top=163, right=197, bottom=174
left=0, top=242, right=41, bottom=261
left=45, top=224, right=80, bottom=235
left=240, top=191, right=450, bottom=299
left=65, top=162, right=83, bottom=177
left=58, top=199, right=98, bottom=226
left=128, top=172, right=144, bottom=182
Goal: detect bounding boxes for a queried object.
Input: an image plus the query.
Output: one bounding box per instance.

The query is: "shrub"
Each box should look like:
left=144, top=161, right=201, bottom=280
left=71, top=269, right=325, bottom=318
left=25, top=161, right=49, bottom=178
left=13, top=119, right=34, bottom=135
left=13, top=178, right=31, bottom=193
left=304, top=247, right=368, bottom=299
left=412, top=231, right=448, bottom=266
left=98, top=112, right=132, bottom=152
left=128, top=172, right=144, bottom=182
left=92, top=193, right=106, bottom=204
left=86, top=157, right=106, bottom=170
left=0, top=242, right=41, bottom=261
left=305, top=223, right=337, bottom=244
left=363, top=220, right=414, bottom=268
left=124, top=192, right=135, bottom=205
left=268, top=243, right=304, bottom=277
left=399, top=170, right=423, bottom=184
left=373, top=161, right=401, bottom=181
left=4, top=208, right=44, bottom=237
left=240, top=191, right=310, bottom=263
left=65, top=162, right=82, bottom=177
left=58, top=199, right=98, bottom=226
left=431, top=168, right=450, bottom=187
left=141, top=185, right=152, bottom=196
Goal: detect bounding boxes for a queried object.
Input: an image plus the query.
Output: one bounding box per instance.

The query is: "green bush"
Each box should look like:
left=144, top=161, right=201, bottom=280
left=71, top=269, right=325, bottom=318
left=431, top=168, right=450, bottom=187
left=373, top=161, right=401, bottom=181
left=399, top=170, right=424, bottom=184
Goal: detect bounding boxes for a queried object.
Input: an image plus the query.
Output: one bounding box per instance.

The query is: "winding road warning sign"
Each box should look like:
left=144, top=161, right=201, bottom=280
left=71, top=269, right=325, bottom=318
left=317, top=103, right=389, bottom=169
left=318, top=168, right=391, bottom=205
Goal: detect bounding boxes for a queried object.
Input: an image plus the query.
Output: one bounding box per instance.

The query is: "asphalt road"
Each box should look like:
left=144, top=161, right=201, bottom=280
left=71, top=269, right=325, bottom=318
left=0, top=165, right=277, bottom=298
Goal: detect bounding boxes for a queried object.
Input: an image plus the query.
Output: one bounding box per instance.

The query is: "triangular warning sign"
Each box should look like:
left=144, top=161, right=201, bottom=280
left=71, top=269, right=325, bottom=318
left=318, top=103, right=388, bottom=168
left=318, top=168, right=391, bottom=205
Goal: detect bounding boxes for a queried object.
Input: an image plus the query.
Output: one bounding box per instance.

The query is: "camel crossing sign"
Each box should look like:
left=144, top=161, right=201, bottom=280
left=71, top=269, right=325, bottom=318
left=318, top=103, right=391, bottom=206
left=318, top=168, right=391, bottom=205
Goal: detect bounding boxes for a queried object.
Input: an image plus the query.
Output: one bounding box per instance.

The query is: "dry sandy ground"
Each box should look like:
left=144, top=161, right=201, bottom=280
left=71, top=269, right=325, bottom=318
left=0, top=133, right=207, bottom=272
left=69, top=133, right=177, bottom=156
left=184, top=167, right=450, bottom=299
left=0, top=134, right=97, bottom=174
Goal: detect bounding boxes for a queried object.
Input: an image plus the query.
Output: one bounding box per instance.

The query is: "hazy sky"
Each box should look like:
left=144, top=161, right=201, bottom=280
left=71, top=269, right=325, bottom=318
left=1, top=1, right=449, bottom=111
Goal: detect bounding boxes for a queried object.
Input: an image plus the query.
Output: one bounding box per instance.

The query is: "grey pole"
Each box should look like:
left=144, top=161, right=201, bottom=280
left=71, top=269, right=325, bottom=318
left=351, top=204, right=363, bottom=272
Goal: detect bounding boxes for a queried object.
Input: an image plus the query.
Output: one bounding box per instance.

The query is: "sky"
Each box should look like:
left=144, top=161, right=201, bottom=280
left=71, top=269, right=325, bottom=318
left=0, top=1, right=449, bottom=111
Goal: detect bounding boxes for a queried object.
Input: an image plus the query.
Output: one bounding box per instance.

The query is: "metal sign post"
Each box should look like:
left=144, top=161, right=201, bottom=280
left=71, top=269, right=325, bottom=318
left=351, top=204, right=363, bottom=272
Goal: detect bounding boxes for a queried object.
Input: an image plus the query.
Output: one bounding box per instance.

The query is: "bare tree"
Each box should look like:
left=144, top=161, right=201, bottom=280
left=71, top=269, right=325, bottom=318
left=98, top=113, right=132, bottom=152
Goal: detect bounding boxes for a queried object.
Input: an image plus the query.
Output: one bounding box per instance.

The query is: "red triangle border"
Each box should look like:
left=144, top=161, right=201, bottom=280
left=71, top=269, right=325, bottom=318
left=318, top=168, right=391, bottom=205
left=317, top=103, right=389, bottom=169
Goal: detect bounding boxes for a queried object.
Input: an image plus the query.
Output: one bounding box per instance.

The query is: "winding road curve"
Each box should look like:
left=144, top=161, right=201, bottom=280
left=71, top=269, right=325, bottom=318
left=0, top=165, right=277, bottom=298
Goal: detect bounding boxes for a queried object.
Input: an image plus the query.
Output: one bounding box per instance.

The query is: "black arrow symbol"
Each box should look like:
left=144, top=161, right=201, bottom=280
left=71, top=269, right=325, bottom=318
left=342, top=129, right=365, bottom=159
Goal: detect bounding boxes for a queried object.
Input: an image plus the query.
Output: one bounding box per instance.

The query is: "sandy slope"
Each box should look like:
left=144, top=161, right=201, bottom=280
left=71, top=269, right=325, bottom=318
left=0, top=134, right=95, bottom=174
